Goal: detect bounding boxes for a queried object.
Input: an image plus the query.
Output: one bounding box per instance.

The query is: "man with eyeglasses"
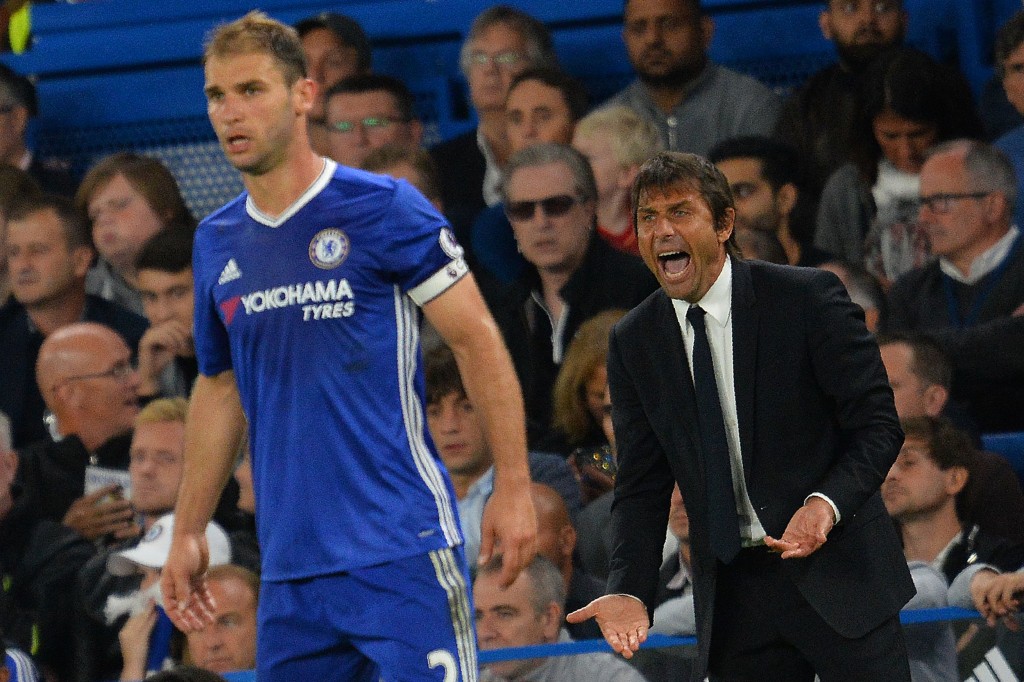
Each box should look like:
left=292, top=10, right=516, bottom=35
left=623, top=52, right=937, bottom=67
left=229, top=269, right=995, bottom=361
left=430, top=6, right=559, bottom=254
left=323, top=74, right=423, bottom=169
left=0, top=194, right=147, bottom=449
left=294, top=12, right=372, bottom=158
left=488, top=143, right=656, bottom=448
left=16, top=322, right=142, bottom=546
left=883, top=139, right=1024, bottom=433
left=606, top=0, right=780, bottom=158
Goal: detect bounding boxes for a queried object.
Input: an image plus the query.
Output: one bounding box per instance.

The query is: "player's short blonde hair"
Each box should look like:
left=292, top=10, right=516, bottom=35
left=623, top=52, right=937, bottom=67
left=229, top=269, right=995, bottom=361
left=204, top=10, right=307, bottom=85
left=574, top=106, right=662, bottom=168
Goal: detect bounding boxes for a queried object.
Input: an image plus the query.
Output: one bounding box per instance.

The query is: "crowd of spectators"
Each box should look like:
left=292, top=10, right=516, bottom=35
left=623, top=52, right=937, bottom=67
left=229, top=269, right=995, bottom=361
left=2, top=0, right=1024, bottom=680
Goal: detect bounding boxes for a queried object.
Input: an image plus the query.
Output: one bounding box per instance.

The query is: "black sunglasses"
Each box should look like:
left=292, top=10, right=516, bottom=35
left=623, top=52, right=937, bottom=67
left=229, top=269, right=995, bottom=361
left=505, top=194, right=578, bottom=222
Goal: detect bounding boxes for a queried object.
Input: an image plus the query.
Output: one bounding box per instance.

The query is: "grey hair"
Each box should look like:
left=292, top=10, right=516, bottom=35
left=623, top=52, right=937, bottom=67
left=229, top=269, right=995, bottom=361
left=0, top=411, right=12, bottom=453
left=501, top=143, right=597, bottom=204
left=459, top=6, right=559, bottom=77
left=927, top=139, right=1017, bottom=214
left=477, top=554, right=567, bottom=615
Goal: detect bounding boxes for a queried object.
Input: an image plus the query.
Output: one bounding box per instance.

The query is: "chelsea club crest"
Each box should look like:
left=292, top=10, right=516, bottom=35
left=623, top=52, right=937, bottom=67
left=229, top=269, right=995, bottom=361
left=438, top=227, right=464, bottom=260
left=309, top=229, right=350, bottom=269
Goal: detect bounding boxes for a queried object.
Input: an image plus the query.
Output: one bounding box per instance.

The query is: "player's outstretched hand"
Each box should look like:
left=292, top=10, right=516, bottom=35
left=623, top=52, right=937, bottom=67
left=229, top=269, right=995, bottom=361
left=161, top=531, right=216, bottom=633
left=764, top=497, right=834, bottom=559
left=479, top=483, right=537, bottom=588
left=567, top=595, right=649, bottom=659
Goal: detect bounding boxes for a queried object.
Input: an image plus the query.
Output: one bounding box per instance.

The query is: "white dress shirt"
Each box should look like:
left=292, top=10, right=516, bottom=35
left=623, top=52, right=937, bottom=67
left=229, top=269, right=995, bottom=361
left=670, top=257, right=768, bottom=544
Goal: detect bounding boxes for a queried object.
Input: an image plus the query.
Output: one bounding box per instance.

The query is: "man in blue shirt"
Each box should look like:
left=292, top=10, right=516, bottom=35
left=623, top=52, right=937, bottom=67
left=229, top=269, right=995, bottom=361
left=162, top=12, right=536, bottom=682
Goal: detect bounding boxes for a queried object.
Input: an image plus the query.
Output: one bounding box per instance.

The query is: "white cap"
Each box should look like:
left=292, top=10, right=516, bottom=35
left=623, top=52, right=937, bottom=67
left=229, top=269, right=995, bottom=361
left=107, top=513, right=231, bottom=576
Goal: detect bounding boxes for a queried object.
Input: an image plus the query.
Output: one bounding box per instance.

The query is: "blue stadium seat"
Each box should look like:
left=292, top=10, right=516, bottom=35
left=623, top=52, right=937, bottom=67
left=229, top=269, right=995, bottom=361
left=981, top=432, right=1024, bottom=487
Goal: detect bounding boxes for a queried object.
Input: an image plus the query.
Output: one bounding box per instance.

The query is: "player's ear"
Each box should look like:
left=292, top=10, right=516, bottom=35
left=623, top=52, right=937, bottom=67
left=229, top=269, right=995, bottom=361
left=294, top=77, right=316, bottom=115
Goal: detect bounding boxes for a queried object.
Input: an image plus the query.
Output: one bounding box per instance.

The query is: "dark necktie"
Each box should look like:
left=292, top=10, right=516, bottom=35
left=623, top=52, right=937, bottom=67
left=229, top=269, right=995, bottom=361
left=687, top=305, right=742, bottom=563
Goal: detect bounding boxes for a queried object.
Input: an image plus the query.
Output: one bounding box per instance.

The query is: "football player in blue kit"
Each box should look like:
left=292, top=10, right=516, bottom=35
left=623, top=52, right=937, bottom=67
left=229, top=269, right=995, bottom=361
left=161, top=11, right=537, bottom=681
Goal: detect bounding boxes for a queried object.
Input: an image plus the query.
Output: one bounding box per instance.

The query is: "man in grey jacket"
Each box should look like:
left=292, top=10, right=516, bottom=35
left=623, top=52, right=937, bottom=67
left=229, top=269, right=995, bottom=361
left=605, top=0, right=779, bottom=156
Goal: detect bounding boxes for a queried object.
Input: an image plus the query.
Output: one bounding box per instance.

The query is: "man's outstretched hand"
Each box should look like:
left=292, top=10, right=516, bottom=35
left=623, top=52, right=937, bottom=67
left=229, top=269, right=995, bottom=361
left=765, top=496, right=834, bottom=559
left=566, top=594, right=649, bottom=659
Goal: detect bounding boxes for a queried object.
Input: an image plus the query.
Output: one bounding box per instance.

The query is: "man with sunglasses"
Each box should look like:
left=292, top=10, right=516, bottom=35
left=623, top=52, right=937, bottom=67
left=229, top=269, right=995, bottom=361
left=883, top=139, right=1024, bottom=432
left=323, top=74, right=423, bottom=169
left=488, top=143, right=656, bottom=449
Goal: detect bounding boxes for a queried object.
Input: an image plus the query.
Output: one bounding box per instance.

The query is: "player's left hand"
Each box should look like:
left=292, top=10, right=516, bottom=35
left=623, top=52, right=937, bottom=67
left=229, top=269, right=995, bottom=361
left=161, top=531, right=216, bottom=633
left=764, top=497, right=834, bottom=559
left=479, top=481, right=537, bottom=587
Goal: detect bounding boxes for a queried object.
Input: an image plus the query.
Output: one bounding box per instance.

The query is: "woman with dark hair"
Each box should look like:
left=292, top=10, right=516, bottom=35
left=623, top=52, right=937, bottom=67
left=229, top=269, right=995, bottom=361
left=814, top=47, right=982, bottom=286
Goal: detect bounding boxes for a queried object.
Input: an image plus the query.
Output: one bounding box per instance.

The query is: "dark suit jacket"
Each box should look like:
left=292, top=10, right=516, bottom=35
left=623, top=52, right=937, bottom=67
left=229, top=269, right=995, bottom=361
left=487, top=234, right=658, bottom=448
left=429, top=129, right=487, bottom=254
left=606, top=259, right=914, bottom=680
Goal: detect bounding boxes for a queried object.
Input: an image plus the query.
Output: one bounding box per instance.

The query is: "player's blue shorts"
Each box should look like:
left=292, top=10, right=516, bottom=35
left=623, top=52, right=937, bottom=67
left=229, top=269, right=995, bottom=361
left=257, top=545, right=478, bottom=681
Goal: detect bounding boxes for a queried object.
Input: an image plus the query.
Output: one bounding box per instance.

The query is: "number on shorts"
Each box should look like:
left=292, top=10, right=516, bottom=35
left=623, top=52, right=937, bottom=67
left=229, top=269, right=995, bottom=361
left=427, top=649, right=456, bottom=682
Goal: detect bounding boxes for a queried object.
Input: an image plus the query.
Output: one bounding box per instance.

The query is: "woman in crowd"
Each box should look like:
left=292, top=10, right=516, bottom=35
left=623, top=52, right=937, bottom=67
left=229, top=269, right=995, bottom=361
left=551, top=309, right=625, bottom=504
left=815, top=47, right=982, bottom=286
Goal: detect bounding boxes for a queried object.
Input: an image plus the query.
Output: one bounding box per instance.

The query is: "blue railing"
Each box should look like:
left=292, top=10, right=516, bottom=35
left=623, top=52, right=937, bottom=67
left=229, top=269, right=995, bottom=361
left=209, top=606, right=986, bottom=681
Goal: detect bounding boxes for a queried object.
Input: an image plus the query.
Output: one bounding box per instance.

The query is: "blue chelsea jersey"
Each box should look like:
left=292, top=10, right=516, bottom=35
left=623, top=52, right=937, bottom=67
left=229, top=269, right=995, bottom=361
left=193, top=160, right=468, bottom=581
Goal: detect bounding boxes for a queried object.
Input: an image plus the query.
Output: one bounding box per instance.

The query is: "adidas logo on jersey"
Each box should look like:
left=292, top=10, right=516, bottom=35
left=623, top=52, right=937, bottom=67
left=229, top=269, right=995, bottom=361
left=218, top=258, right=242, bottom=285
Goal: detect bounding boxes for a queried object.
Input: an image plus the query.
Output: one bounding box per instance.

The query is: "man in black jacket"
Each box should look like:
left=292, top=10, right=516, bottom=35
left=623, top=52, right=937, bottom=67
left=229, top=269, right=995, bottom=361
left=569, top=152, right=912, bottom=680
left=16, top=322, right=142, bottom=543
left=0, top=411, right=95, bottom=681
left=1, top=194, right=146, bottom=448
left=487, top=143, right=657, bottom=447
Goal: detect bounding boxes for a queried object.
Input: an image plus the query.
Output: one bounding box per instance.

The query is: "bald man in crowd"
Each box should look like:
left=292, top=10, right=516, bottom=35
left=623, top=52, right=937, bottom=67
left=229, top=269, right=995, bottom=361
left=530, top=483, right=603, bottom=640
left=17, top=322, right=141, bottom=542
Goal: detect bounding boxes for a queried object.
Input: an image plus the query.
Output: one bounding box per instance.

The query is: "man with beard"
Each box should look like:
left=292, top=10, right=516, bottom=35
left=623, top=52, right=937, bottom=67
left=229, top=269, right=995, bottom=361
left=605, top=0, right=780, bottom=157
left=774, top=0, right=969, bottom=201
left=708, top=135, right=833, bottom=267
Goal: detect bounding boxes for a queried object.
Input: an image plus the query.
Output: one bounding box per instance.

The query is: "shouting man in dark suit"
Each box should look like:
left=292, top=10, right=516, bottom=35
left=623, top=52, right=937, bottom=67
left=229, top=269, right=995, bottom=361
left=568, top=152, right=914, bottom=680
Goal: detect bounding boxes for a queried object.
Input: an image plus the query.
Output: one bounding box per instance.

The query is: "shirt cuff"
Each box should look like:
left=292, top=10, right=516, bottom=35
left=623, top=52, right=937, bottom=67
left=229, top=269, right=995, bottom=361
left=613, top=593, right=649, bottom=612
left=805, top=492, right=840, bottom=524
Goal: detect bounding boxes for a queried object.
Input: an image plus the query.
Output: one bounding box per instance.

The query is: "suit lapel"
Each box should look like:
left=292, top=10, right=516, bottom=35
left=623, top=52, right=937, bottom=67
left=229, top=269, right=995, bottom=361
left=731, top=259, right=759, bottom=479
left=647, top=292, right=704, bottom=483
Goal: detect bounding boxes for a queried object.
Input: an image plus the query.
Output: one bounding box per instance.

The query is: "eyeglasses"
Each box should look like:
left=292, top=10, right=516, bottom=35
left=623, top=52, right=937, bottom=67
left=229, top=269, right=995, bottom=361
left=466, top=51, right=524, bottom=70
left=505, top=194, right=579, bottom=222
left=918, top=192, right=990, bottom=214
left=327, top=116, right=405, bottom=134
left=58, top=359, right=134, bottom=386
